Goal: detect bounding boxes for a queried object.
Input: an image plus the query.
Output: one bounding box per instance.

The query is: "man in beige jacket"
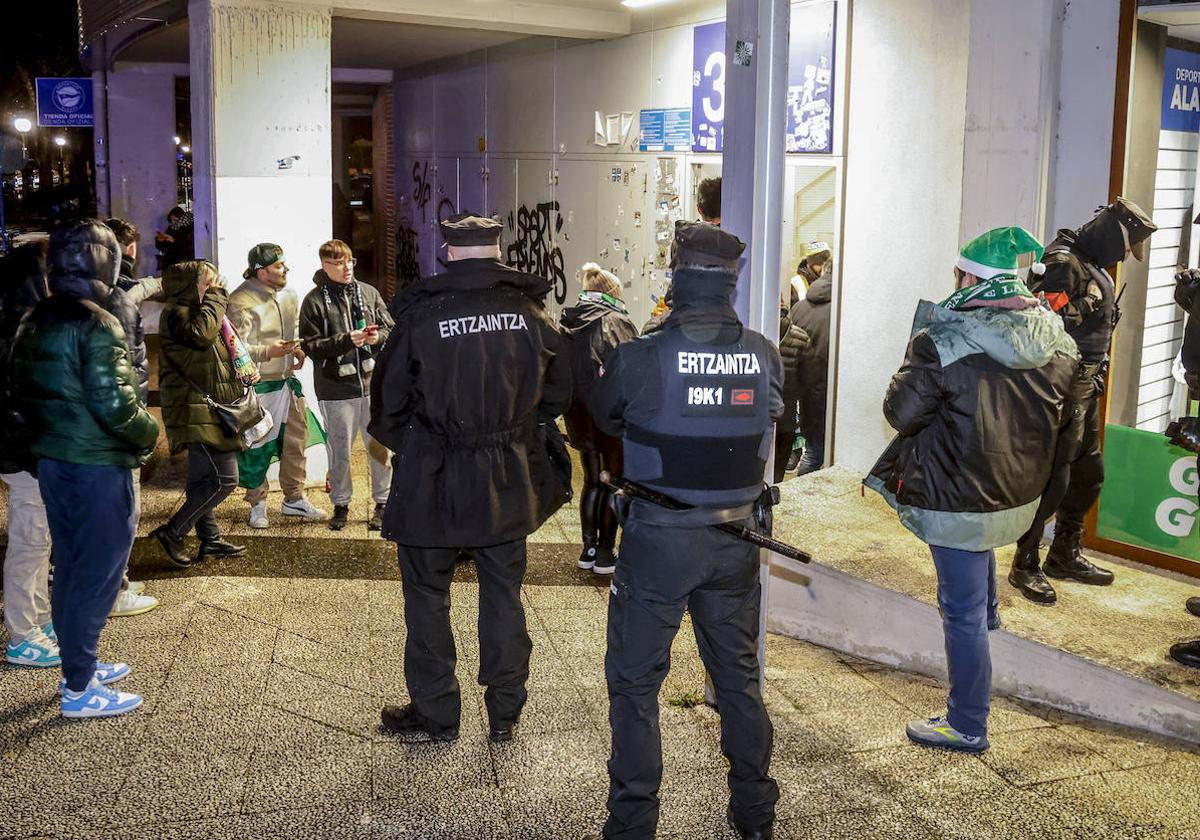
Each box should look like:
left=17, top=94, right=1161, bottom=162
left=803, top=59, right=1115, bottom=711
left=228, top=243, right=328, bottom=528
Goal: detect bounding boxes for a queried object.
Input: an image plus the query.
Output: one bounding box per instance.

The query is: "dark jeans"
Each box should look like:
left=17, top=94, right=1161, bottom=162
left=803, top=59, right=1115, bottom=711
left=397, top=539, right=532, bottom=730
left=929, top=545, right=998, bottom=738
left=1017, top=368, right=1100, bottom=551
left=164, top=443, right=239, bottom=541
left=797, top=432, right=824, bottom=476
left=38, top=459, right=137, bottom=691
left=579, top=434, right=624, bottom=551
left=604, top=511, right=778, bottom=839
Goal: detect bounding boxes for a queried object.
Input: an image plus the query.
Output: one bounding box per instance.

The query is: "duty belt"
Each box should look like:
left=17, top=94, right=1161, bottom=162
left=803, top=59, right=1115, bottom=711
left=408, top=415, right=538, bottom=449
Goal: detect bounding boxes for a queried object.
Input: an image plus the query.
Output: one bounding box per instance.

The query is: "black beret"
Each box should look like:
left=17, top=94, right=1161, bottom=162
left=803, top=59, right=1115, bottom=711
left=673, top=220, right=745, bottom=269
left=439, top=212, right=503, bottom=246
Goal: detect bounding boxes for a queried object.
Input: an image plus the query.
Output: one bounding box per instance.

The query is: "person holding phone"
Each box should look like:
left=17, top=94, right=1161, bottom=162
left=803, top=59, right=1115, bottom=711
left=227, top=244, right=328, bottom=529
left=299, top=239, right=393, bottom=531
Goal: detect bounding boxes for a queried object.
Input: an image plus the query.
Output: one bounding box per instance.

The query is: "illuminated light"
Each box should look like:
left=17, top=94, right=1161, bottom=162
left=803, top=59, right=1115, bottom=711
left=174, top=135, right=181, bottom=145
left=13, top=117, right=32, bottom=133
left=181, top=145, right=191, bottom=153
left=54, top=136, right=66, bottom=147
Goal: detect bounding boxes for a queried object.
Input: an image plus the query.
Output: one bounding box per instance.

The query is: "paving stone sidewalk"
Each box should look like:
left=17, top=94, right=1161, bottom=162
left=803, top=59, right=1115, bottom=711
left=2, top=541, right=1199, bottom=840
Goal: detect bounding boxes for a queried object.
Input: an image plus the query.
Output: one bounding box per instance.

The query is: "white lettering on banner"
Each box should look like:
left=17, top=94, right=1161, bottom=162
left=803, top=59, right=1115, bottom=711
left=687, top=386, right=723, bottom=405
left=1171, top=83, right=1200, bottom=113
left=702, top=51, right=725, bottom=124
left=676, top=351, right=761, bottom=375
left=1179, top=67, right=1200, bottom=83
left=1154, top=457, right=1200, bottom=538
left=438, top=313, right=529, bottom=339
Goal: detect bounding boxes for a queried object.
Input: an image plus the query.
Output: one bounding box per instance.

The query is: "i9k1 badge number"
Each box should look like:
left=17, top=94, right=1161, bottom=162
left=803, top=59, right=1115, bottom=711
left=681, top=377, right=758, bottom=416
left=688, top=386, right=724, bottom=405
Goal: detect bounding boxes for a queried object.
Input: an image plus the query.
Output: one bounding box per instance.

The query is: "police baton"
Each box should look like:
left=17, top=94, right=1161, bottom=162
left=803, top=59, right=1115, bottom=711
left=600, top=472, right=812, bottom=564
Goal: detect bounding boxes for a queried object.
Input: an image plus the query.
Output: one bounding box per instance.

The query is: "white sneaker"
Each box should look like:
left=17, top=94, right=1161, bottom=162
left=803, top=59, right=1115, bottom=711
left=249, top=501, right=269, bottom=529
left=126, top=580, right=146, bottom=596
left=110, top=589, right=160, bottom=618
left=281, top=496, right=329, bottom=522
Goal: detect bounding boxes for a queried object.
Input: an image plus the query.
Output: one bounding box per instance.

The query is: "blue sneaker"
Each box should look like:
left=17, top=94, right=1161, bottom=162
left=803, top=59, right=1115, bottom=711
left=5, top=631, right=61, bottom=668
left=94, top=661, right=131, bottom=685
left=41, top=622, right=57, bottom=644
left=61, top=676, right=142, bottom=719
left=905, top=715, right=989, bottom=753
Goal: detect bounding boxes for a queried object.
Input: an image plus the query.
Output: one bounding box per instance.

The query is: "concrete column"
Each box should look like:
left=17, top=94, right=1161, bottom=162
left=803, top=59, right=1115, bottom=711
left=105, top=66, right=179, bottom=277
left=188, top=0, right=333, bottom=274
left=832, top=0, right=971, bottom=473
left=721, top=0, right=789, bottom=339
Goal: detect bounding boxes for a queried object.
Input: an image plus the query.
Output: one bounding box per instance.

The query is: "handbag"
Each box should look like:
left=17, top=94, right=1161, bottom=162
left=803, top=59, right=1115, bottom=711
left=163, top=350, right=273, bottom=448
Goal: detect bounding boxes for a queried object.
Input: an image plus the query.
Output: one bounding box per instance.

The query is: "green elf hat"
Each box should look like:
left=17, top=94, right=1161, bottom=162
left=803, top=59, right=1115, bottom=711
left=954, top=226, right=1045, bottom=281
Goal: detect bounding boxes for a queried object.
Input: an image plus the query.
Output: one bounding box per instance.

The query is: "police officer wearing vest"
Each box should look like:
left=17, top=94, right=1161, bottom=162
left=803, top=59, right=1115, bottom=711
left=1008, top=198, right=1156, bottom=604
left=588, top=223, right=783, bottom=840
left=368, top=213, right=572, bottom=743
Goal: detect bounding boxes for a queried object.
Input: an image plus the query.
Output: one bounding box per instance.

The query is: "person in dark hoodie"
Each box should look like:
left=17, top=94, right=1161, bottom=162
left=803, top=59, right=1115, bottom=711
left=1, top=241, right=57, bottom=669
left=866, top=227, right=1078, bottom=753
left=368, top=213, right=571, bottom=745
left=787, top=258, right=833, bottom=475
left=10, top=219, right=160, bottom=719
left=560, top=263, right=639, bottom=575
left=1007, top=198, right=1156, bottom=605
left=299, top=239, right=393, bottom=532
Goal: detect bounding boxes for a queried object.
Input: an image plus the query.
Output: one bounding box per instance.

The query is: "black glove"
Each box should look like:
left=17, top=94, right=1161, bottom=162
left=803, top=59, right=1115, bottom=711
left=1175, top=270, right=1200, bottom=310
left=1077, top=293, right=1103, bottom=320
left=1166, top=416, right=1200, bottom=454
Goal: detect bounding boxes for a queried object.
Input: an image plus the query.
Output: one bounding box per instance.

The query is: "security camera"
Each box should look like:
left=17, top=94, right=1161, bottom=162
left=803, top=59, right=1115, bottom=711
left=277, top=155, right=301, bottom=170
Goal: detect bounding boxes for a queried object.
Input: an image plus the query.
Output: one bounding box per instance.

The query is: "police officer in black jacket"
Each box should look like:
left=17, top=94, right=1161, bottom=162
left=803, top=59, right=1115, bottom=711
left=588, top=223, right=783, bottom=840
left=368, top=213, right=572, bottom=744
left=1008, top=198, right=1156, bottom=605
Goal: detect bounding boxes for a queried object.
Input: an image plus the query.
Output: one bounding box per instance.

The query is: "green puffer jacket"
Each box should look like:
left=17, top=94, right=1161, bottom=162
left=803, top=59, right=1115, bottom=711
left=158, top=267, right=245, bottom=453
left=11, top=296, right=160, bottom=468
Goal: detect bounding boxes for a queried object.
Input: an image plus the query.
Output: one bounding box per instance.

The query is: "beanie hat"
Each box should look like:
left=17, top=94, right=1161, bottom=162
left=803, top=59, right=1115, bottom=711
left=578, top=263, right=623, bottom=298
left=955, top=226, right=1044, bottom=281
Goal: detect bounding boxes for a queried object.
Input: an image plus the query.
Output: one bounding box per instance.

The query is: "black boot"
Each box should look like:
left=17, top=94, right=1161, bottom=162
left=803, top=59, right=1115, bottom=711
left=198, top=538, right=246, bottom=560
left=151, top=526, right=191, bottom=569
left=367, top=503, right=384, bottom=532
left=728, top=806, right=773, bottom=840
left=1043, top=525, right=1114, bottom=585
left=1187, top=597, right=1200, bottom=619
left=380, top=703, right=459, bottom=741
left=1169, top=639, right=1200, bottom=669
left=328, top=504, right=349, bottom=531
left=1007, top=544, right=1056, bottom=605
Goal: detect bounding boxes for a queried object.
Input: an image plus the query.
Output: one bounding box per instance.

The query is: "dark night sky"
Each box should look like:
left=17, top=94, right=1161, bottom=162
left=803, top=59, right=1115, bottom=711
left=1, top=1, right=85, bottom=125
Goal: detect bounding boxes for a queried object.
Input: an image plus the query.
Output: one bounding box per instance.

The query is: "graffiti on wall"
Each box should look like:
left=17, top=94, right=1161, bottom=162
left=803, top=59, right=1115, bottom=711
left=435, top=197, right=457, bottom=271
left=396, top=218, right=421, bottom=291
left=506, top=201, right=567, bottom=305
left=412, top=161, right=432, bottom=222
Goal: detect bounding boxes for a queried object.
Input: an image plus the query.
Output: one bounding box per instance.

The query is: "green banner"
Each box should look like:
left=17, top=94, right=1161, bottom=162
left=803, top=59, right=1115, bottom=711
left=1096, top=423, right=1200, bottom=566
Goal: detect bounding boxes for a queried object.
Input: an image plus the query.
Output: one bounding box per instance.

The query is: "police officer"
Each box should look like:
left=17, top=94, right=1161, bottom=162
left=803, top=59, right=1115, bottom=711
left=368, top=213, right=572, bottom=743
left=1008, top=198, right=1156, bottom=604
left=588, top=223, right=783, bottom=840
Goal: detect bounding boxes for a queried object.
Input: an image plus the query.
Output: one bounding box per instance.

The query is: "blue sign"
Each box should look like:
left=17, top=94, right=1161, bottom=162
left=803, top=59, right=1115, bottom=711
left=1162, top=48, right=1200, bottom=133
left=692, top=22, right=726, bottom=152
left=36, top=78, right=94, bottom=127
left=640, top=108, right=692, bottom=152
left=786, top=2, right=837, bottom=154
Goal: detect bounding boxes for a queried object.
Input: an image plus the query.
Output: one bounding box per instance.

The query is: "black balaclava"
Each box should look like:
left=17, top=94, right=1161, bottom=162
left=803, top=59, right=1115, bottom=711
left=1073, top=208, right=1127, bottom=267
left=47, top=219, right=121, bottom=304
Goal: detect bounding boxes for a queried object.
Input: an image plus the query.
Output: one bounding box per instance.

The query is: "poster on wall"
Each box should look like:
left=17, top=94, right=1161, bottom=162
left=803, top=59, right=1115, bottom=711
left=640, top=108, right=692, bottom=152
left=786, top=2, right=836, bottom=154
left=35, top=77, right=94, bottom=127
left=692, top=22, right=726, bottom=152
left=1162, top=47, right=1200, bottom=134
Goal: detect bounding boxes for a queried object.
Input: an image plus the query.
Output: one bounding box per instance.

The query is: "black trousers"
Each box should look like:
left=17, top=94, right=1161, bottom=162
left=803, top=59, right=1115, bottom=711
left=397, top=538, right=532, bottom=730
left=164, top=442, right=239, bottom=541
left=579, top=433, right=624, bottom=550
left=603, top=510, right=779, bottom=839
left=1016, top=368, right=1102, bottom=552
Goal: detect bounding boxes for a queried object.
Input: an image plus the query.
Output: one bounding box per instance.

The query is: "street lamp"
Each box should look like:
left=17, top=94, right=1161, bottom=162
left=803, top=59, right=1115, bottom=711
left=54, top=136, right=67, bottom=183
left=13, top=117, right=32, bottom=158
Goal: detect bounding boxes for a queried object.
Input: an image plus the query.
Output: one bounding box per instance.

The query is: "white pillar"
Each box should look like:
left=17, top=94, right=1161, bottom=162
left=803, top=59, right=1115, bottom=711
left=188, top=0, right=333, bottom=275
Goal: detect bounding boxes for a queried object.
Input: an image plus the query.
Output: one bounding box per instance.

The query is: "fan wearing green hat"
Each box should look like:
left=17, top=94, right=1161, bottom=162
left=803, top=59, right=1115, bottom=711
left=866, top=226, right=1079, bottom=753
left=1008, top=198, right=1156, bottom=605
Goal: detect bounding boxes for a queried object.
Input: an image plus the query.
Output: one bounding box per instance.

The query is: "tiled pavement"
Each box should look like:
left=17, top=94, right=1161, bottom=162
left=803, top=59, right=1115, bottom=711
left=2, top=544, right=1200, bottom=840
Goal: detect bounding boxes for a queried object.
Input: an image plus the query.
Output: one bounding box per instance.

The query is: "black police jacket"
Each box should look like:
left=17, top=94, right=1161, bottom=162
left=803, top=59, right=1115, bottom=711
left=368, top=258, right=572, bottom=547
left=589, top=268, right=785, bottom=512
left=1031, top=226, right=1121, bottom=364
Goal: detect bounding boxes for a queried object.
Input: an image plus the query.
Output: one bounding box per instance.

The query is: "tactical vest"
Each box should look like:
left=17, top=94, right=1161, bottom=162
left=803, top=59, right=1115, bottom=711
left=623, top=326, right=775, bottom=509
left=1044, top=245, right=1115, bottom=363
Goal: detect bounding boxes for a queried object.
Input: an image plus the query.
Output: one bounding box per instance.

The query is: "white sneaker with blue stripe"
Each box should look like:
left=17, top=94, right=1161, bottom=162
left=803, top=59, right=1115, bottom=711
left=61, top=675, right=142, bottom=719
left=905, top=714, right=989, bottom=753
left=42, top=622, right=57, bottom=644
left=5, top=630, right=61, bottom=668
left=94, top=661, right=131, bottom=685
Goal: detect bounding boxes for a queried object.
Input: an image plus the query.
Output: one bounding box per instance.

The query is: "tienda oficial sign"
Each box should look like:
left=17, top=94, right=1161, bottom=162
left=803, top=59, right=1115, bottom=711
left=36, top=77, right=94, bottom=128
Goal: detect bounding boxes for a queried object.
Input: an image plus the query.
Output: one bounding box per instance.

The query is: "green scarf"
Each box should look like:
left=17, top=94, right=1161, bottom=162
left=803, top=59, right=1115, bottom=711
left=578, top=290, right=627, bottom=313
left=939, top=276, right=1033, bottom=311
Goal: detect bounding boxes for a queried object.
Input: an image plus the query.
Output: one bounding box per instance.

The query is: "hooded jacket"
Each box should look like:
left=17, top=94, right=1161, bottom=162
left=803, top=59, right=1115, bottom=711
left=0, top=242, right=49, bottom=475
left=865, top=300, right=1078, bottom=551
left=559, top=293, right=639, bottom=451
left=158, top=263, right=245, bottom=453
left=299, top=271, right=393, bottom=401
left=227, top=276, right=301, bottom=382
left=368, top=258, right=572, bottom=547
left=788, top=271, right=832, bottom=439
left=106, top=253, right=161, bottom=404
left=10, top=220, right=160, bottom=468
left=1030, top=214, right=1125, bottom=363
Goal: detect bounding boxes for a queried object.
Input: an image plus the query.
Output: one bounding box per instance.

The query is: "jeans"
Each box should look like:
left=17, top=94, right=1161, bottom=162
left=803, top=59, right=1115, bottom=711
left=164, top=443, right=239, bottom=541
left=38, top=459, right=137, bottom=690
left=929, top=545, right=998, bottom=738
left=797, top=434, right=824, bottom=476
left=1, top=471, right=52, bottom=641
left=319, top=397, right=391, bottom=507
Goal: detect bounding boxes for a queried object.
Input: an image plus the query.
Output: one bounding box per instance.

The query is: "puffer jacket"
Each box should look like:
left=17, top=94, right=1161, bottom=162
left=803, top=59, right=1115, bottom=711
left=158, top=264, right=245, bottom=453
left=107, top=254, right=161, bottom=404
left=10, top=221, right=159, bottom=468
left=865, top=299, right=1078, bottom=551
left=789, top=271, right=832, bottom=439
left=227, top=276, right=300, bottom=381
left=559, top=292, right=639, bottom=451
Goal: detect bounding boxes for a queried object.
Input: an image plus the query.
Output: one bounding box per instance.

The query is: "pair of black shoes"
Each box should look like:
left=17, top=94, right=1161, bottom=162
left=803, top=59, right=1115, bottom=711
left=1008, top=543, right=1114, bottom=605
left=151, top=526, right=245, bottom=569
left=1169, top=598, right=1200, bottom=669
left=379, top=703, right=518, bottom=743
left=586, top=807, right=772, bottom=840
left=328, top=503, right=384, bottom=532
